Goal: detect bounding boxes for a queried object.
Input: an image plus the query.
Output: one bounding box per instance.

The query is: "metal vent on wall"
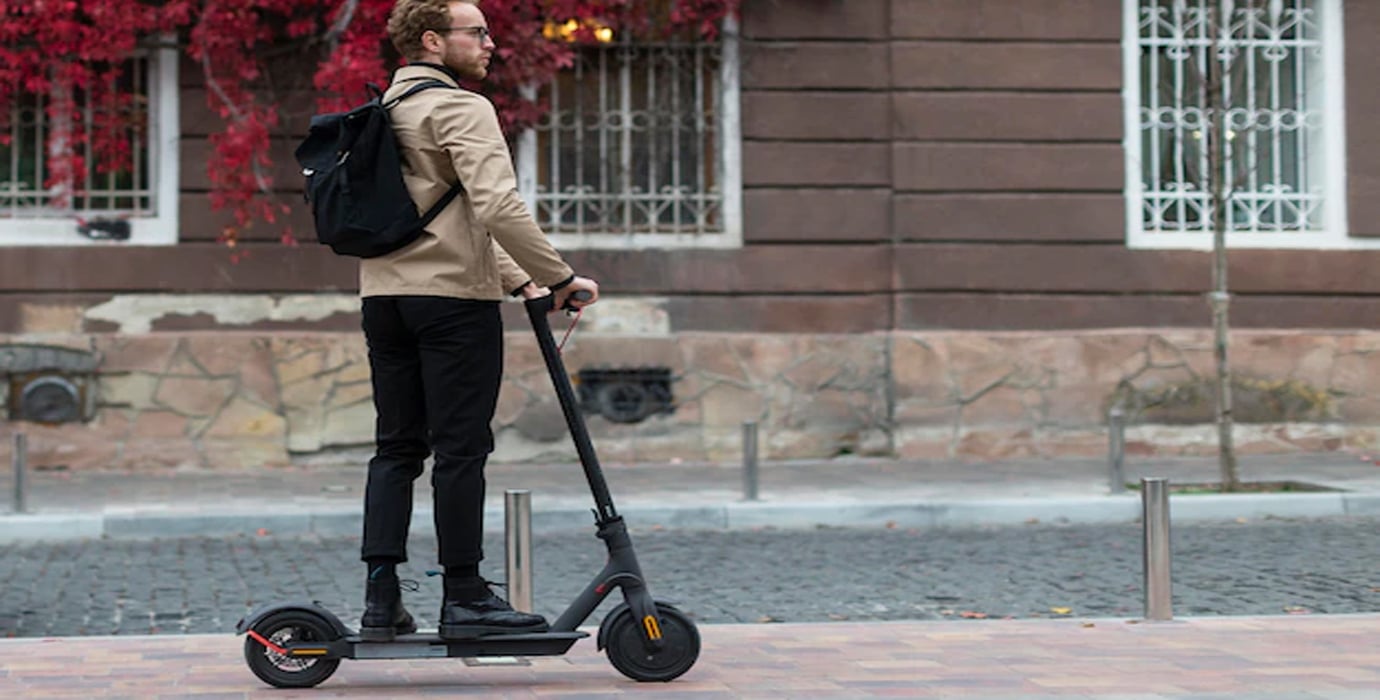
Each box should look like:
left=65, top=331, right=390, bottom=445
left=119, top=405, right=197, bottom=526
left=576, top=367, right=675, bottom=424
left=1, top=345, right=99, bottom=424
left=15, top=375, right=83, bottom=422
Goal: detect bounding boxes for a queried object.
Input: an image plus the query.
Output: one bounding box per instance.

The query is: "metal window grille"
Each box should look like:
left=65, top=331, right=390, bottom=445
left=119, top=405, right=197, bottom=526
left=1, top=55, right=154, bottom=219
left=532, top=39, right=722, bottom=236
left=1137, top=0, right=1325, bottom=235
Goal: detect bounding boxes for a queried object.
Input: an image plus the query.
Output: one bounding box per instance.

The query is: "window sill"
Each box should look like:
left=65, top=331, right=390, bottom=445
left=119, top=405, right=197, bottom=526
left=545, top=231, right=742, bottom=250
left=1128, top=231, right=1380, bottom=251
left=0, top=217, right=178, bottom=246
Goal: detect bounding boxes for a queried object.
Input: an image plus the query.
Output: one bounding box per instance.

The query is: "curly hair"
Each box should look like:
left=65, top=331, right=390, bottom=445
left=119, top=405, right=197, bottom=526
left=388, top=0, right=477, bottom=60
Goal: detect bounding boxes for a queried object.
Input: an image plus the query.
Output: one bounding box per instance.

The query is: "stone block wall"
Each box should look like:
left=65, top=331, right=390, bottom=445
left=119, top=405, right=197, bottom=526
left=892, top=330, right=1380, bottom=460
left=1, top=329, right=1378, bottom=471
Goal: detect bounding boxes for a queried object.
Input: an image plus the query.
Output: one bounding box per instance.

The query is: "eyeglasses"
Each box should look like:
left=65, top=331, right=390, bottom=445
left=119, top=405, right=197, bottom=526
left=437, top=26, right=492, bottom=42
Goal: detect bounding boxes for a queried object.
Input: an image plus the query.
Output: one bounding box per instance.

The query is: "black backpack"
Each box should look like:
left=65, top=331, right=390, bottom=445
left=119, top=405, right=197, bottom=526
left=294, top=81, right=462, bottom=258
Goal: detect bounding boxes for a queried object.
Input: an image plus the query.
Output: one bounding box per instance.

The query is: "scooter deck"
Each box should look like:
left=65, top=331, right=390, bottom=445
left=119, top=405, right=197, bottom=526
left=284, top=630, right=589, bottom=661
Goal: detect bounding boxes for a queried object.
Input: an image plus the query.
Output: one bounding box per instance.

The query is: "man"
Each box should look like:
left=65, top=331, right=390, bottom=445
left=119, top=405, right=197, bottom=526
left=359, top=0, right=599, bottom=642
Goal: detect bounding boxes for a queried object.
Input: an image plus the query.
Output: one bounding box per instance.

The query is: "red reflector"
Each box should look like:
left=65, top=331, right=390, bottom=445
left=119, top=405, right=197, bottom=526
left=247, top=629, right=286, bottom=655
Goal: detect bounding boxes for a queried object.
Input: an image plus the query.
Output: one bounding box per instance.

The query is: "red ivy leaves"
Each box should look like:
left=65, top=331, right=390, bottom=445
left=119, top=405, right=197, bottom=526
left=0, top=0, right=739, bottom=244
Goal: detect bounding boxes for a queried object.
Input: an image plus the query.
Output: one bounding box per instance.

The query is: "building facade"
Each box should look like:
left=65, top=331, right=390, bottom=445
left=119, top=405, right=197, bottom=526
left=3, top=0, right=1379, bottom=471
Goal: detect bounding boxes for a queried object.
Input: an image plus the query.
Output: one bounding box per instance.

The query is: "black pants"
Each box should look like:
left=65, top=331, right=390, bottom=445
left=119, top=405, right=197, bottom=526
left=360, top=296, right=503, bottom=567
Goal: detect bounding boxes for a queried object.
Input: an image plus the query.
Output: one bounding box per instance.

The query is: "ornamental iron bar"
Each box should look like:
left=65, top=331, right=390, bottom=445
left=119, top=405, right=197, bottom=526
left=1138, top=0, right=1326, bottom=235
left=533, top=39, right=722, bottom=236
left=1, top=55, right=154, bottom=219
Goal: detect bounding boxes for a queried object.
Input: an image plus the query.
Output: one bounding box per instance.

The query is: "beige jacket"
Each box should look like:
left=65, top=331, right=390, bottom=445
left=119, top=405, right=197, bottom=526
left=360, top=64, right=573, bottom=300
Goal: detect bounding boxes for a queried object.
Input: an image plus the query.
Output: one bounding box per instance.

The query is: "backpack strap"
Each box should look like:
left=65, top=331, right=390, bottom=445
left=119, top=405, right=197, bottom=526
left=418, top=183, right=463, bottom=227
left=383, top=79, right=453, bottom=109
left=385, top=78, right=464, bottom=225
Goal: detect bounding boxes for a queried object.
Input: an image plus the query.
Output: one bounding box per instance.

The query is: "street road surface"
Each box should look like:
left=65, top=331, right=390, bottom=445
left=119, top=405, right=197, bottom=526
left=2, top=517, right=1376, bottom=637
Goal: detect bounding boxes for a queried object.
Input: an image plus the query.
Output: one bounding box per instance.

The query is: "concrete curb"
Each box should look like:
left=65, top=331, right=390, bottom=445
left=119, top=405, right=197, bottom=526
left=1, top=491, right=1376, bottom=543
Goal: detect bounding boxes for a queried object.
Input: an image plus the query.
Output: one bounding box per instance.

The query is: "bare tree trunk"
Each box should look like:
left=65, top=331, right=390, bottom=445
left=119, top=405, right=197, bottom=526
left=1205, top=4, right=1240, bottom=491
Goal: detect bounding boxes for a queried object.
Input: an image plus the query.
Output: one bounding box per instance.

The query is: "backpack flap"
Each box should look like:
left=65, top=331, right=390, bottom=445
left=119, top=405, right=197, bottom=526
left=295, top=112, right=346, bottom=173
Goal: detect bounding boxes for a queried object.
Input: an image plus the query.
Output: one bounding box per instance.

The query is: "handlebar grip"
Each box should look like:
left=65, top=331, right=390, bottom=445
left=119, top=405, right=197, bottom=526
left=562, top=289, right=593, bottom=311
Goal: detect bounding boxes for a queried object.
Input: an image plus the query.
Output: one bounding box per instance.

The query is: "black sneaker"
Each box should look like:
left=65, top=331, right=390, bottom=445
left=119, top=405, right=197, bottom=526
left=360, top=569, right=418, bottom=642
left=439, top=579, right=548, bottom=640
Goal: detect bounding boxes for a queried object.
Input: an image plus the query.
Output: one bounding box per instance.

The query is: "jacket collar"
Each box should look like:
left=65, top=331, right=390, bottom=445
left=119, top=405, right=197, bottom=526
left=391, top=62, right=463, bottom=88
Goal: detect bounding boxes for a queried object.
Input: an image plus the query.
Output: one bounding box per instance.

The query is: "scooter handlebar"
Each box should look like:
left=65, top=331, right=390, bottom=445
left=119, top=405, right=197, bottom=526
left=565, top=289, right=594, bottom=310
left=522, top=289, right=593, bottom=317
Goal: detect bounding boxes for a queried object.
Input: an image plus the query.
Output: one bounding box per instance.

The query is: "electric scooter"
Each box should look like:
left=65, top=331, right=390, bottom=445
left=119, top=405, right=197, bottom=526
left=235, top=292, right=700, bottom=688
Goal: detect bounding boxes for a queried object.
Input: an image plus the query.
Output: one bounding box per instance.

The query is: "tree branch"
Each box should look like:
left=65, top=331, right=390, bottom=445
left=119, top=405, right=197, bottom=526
left=201, top=53, right=272, bottom=195
left=325, top=0, right=360, bottom=49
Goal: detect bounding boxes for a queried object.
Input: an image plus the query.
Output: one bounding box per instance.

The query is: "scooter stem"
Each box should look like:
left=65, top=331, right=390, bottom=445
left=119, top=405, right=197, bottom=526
left=524, top=294, right=619, bottom=525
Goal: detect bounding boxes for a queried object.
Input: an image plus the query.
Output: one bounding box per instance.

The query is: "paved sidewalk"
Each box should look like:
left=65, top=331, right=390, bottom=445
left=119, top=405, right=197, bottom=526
left=2, top=452, right=1380, bottom=540
left=0, top=615, right=1376, bottom=698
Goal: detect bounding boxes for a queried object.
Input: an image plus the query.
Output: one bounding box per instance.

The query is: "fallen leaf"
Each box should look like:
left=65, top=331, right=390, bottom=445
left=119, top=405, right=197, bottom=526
left=1050, top=607, right=1073, bottom=615
left=1025, top=518, right=1041, bottom=525
left=1125, top=619, right=1141, bottom=625
left=1081, top=622, right=1096, bottom=628
left=958, top=611, right=988, bottom=619
left=885, top=521, right=897, bottom=529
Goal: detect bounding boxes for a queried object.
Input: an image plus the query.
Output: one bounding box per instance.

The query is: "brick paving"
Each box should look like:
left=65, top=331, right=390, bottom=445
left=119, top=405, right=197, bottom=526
left=1, top=616, right=1377, bottom=698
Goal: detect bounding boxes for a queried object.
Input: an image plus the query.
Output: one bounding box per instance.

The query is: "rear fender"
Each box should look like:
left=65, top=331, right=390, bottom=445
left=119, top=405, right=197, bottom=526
left=235, top=600, right=352, bottom=638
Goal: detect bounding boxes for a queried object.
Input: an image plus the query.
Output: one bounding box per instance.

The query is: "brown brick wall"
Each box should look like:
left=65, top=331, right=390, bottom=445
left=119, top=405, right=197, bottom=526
left=0, top=245, right=355, bottom=293
left=5, top=0, right=1378, bottom=334
left=1346, top=0, right=1380, bottom=237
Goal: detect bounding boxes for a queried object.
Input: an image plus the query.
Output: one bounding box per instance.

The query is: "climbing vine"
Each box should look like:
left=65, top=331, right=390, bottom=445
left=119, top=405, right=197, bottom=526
left=0, top=0, right=739, bottom=245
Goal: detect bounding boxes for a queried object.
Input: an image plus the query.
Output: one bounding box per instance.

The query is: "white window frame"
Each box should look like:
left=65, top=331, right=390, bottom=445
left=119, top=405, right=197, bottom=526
left=1123, top=0, right=1358, bottom=249
left=516, top=15, right=742, bottom=250
left=1, top=41, right=180, bottom=246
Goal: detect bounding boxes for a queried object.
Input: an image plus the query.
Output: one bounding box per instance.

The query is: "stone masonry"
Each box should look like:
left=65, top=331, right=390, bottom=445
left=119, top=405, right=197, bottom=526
left=1, top=329, right=1378, bottom=471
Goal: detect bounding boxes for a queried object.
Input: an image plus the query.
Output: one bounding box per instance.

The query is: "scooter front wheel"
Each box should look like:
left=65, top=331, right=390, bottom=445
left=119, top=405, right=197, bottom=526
left=243, top=610, right=341, bottom=688
left=603, top=602, right=700, bottom=682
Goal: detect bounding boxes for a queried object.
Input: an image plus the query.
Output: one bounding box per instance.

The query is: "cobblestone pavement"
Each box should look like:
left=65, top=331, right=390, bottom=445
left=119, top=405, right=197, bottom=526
left=2, top=516, right=1377, bottom=638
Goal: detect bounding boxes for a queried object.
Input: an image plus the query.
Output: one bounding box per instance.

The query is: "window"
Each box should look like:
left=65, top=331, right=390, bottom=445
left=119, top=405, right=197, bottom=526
left=1124, top=0, right=1354, bottom=248
left=516, top=15, right=741, bottom=249
left=1, top=44, right=179, bottom=246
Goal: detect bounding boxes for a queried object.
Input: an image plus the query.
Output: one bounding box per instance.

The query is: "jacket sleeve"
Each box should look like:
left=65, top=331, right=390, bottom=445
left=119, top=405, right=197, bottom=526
left=493, top=240, right=531, bottom=296
left=426, top=91, right=574, bottom=288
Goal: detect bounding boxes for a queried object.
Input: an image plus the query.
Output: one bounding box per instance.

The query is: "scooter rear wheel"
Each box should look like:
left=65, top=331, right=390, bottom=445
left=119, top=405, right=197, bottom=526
left=604, top=602, right=700, bottom=682
left=243, top=610, right=341, bottom=688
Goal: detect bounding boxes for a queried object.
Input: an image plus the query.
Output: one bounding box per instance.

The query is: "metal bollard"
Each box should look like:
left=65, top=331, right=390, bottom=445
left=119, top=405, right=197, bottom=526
left=1107, top=407, right=1126, bottom=494
left=1141, top=477, right=1173, bottom=621
left=12, top=432, right=27, bottom=514
left=742, top=421, right=759, bottom=501
left=504, top=490, right=533, bottom=613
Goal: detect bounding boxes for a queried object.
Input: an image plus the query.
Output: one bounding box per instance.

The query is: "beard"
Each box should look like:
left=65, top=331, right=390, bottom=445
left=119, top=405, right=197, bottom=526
left=445, top=54, right=487, bottom=82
